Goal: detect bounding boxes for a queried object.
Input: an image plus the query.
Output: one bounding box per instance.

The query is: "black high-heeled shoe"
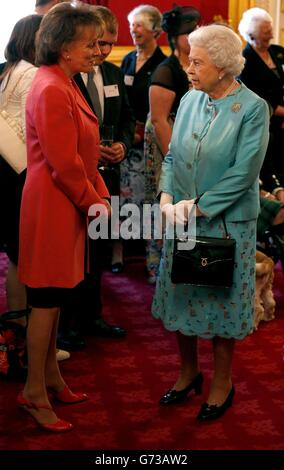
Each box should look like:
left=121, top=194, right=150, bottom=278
left=197, top=386, right=235, bottom=421
left=159, top=372, right=203, bottom=405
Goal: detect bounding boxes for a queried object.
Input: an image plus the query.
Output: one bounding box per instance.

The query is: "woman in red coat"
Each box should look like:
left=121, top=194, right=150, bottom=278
left=17, top=3, right=110, bottom=432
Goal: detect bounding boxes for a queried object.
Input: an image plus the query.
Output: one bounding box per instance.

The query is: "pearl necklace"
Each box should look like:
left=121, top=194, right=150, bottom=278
left=207, top=79, right=239, bottom=110
left=218, top=79, right=238, bottom=99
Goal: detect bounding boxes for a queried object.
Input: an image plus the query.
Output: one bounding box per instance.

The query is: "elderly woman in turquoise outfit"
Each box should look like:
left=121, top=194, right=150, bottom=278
left=152, top=25, right=270, bottom=421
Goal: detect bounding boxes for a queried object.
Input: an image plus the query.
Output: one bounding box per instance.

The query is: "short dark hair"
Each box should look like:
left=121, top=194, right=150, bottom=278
left=36, top=2, right=104, bottom=65
left=94, top=6, right=118, bottom=35
left=0, top=14, right=42, bottom=85
left=35, top=0, right=51, bottom=6
left=35, top=0, right=49, bottom=5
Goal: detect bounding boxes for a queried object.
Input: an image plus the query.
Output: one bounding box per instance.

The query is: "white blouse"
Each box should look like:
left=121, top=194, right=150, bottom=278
left=0, top=59, right=37, bottom=143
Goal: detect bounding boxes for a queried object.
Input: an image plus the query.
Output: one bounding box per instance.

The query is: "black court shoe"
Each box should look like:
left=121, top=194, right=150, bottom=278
left=111, top=262, right=123, bottom=274
left=159, top=372, right=203, bottom=405
left=91, top=318, right=126, bottom=338
left=197, top=386, right=235, bottom=421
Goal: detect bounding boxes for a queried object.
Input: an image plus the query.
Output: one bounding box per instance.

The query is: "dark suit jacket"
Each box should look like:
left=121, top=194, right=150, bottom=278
left=240, top=43, right=284, bottom=179
left=240, top=43, right=284, bottom=129
left=121, top=47, right=167, bottom=124
left=260, top=136, right=283, bottom=191
left=74, top=61, right=135, bottom=153
left=74, top=62, right=135, bottom=195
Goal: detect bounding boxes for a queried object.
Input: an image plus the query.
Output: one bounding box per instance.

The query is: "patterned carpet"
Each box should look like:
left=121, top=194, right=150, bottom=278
left=0, top=251, right=283, bottom=450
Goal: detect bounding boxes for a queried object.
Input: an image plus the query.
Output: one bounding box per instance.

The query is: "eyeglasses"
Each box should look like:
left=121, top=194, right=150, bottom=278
left=98, top=41, right=115, bottom=48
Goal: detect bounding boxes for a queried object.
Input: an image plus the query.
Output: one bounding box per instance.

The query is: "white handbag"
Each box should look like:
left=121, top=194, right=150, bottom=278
left=0, top=110, right=26, bottom=174
left=0, top=69, right=29, bottom=174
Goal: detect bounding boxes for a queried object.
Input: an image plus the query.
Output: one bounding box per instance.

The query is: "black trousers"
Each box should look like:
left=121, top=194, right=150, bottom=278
left=0, top=157, right=26, bottom=264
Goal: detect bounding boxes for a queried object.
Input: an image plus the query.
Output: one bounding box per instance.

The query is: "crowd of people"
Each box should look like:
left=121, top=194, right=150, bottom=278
left=0, top=0, right=283, bottom=431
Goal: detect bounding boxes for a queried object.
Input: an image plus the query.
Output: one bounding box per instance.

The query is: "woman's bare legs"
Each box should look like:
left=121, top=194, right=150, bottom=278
left=22, top=307, right=61, bottom=425
left=206, top=336, right=235, bottom=405
left=45, top=310, right=66, bottom=392
left=173, top=332, right=199, bottom=390
left=111, top=240, right=123, bottom=265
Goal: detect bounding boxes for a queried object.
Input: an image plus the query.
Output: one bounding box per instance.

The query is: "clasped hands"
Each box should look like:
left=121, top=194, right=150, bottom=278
left=89, top=198, right=112, bottom=221
left=162, top=199, right=196, bottom=226
left=99, top=142, right=125, bottom=165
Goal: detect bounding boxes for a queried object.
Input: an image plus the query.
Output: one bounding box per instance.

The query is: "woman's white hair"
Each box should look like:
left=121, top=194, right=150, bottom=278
left=127, top=4, right=162, bottom=33
left=238, top=7, right=272, bottom=43
left=188, top=24, right=245, bottom=76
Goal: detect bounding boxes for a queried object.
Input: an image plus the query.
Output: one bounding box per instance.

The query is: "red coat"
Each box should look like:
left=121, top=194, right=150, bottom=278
left=18, top=65, right=109, bottom=288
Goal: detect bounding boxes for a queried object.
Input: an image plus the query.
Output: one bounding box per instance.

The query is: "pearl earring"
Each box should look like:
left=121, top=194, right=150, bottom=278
left=219, top=75, right=223, bottom=80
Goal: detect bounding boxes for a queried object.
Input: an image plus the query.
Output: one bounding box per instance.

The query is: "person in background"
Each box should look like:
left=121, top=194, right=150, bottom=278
left=238, top=8, right=284, bottom=263
left=257, top=138, right=284, bottom=246
left=17, top=2, right=110, bottom=432
left=153, top=25, right=269, bottom=420
left=238, top=7, right=284, bottom=175
left=35, top=0, right=66, bottom=15
left=0, top=13, right=70, bottom=363
left=144, top=5, right=201, bottom=284
left=119, top=4, right=166, bottom=269
left=0, top=15, right=42, bottom=313
left=57, top=5, right=134, bottom=349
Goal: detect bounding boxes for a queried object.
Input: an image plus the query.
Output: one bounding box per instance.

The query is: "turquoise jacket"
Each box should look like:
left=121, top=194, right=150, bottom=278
left=159, top=82, right=270, bottom=221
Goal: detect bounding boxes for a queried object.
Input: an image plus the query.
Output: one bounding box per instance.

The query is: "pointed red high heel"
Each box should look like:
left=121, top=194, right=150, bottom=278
left=17, top=392, right=73, bottom=432
left=49, top=385, right=88, bottom=404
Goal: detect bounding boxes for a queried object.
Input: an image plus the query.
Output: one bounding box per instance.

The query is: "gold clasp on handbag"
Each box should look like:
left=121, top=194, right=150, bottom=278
left=201, top=257, right=208, bottom=267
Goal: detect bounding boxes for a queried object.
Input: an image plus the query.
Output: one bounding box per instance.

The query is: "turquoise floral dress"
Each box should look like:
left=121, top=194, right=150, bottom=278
left=153, top=218, right=256, bottom=339
left=152, top=83, right=270, bottom=340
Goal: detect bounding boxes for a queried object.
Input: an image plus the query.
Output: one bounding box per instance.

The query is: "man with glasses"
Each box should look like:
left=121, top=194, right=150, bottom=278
left=57, top=6, right=135, bottom=350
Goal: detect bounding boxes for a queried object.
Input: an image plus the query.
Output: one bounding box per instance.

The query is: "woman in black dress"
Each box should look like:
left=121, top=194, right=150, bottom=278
left=144, top=6, right=201, bottom=283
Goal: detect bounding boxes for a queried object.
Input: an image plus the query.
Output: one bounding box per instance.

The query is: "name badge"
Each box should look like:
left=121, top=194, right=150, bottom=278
left=104, top=84, right=119, bottom=98
left=124, top=75, right=134, bottom=86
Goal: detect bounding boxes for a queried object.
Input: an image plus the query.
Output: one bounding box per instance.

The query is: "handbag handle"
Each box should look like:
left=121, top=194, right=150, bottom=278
left=0, top=307, right=31, bottom=323
left=194, top=195, right=231, bottom=240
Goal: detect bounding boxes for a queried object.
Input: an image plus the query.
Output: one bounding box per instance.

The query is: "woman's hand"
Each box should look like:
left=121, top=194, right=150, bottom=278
left=275, top=189, right=284, bottom=203
left=102, top=198, right=112, bottom=218
left=161, top=200, right=196, bottom=225
left=99, top=142, right=125, bottom=165
left=133, top=121, right=145, bottom=144
left=174, top=199, right=196, bottom=223
left=260, top=189, right=276, bottom=201
left=161, top=203, right=176, bottom=225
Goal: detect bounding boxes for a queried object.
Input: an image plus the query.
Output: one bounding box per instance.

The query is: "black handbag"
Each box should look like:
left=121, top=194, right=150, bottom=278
left=171, top=202, right=236, bottom=288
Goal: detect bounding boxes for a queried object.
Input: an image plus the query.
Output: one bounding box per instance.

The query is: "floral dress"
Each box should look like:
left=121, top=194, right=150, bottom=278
left=153, top=218, right=256, bottom=339
left=144, top=55, right=189, bottom=278
left=152, top=83, right=270, bottom=339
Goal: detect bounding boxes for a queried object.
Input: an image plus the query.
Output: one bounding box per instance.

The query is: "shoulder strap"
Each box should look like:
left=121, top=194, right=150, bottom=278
left=0, top=308, right=31, bottom=322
